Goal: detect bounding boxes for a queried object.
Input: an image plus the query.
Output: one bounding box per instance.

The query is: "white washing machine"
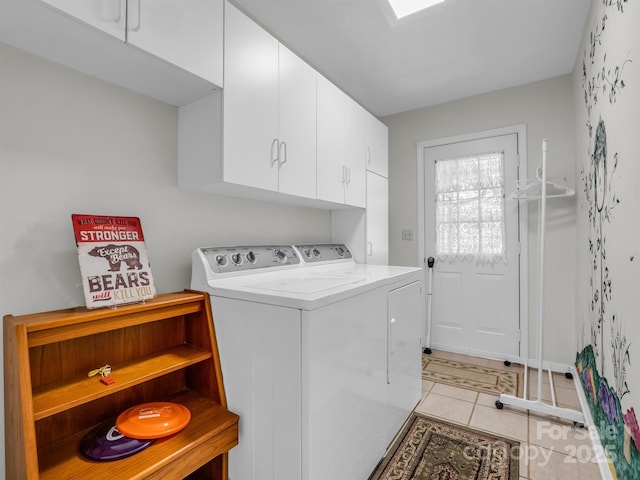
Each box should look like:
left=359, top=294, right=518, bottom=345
left=191, top=244, right=423, bottom=480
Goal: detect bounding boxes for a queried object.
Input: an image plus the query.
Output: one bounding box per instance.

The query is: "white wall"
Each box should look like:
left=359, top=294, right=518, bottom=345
left=572, top=1, right=639, bottom=475
left=0, top=42, right=331, bottom=473
left=383, top=75, right=577, bottom=365
left=0, top=43, right=331, bottom=316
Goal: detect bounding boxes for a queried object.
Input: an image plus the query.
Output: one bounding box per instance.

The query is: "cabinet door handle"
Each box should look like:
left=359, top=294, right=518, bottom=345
left=126, top=0, right=140, bottom=34
left=271, top=139, right=279, bottom=166
left=389, top=317, right=396, bottom=354
left=367, top=145, right=372, bottom=165
left=341, top=166, right=347, bottom=184
left=346, top=167, right=351, bottom=185
left=367, top=242, right=373, bottom=256
left=279, top=141, right=287, bottom=167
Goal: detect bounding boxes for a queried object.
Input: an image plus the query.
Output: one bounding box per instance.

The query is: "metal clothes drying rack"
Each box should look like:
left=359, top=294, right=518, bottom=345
left=495, top=139, right=585, bottom=426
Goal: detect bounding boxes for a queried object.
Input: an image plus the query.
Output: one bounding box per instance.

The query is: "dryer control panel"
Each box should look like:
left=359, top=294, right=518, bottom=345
left=293, top=244, right=352, bottom=263
left=199, top=245, right=300, bottom=274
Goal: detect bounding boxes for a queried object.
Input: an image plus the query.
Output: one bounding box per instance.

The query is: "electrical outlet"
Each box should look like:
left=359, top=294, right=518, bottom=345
left=401, top=229, right=414, bottom=241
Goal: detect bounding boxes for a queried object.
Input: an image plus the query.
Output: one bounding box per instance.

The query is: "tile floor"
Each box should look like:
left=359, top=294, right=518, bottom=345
left=416, top=350, right=604, bottom=479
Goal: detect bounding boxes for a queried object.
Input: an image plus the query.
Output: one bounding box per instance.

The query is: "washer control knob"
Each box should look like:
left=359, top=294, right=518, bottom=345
left=215, top=254, right=227, bottom=267
left=246, top=251, right=256, bottom=264
left=274, top=249, right=288, bottom=263
left=312, top=248, right=321, bottom=258
left=335, top=246, right=345, bottom=257
left=303, top=248, right=312, bottom=258
left=231, top=253, right=243, bottom=266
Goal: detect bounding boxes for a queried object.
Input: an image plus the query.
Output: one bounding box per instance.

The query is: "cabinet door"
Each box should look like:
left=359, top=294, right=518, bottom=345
left=126, top=0, right=223, bottom=86
left=277, top=44, right=317, bottom=199
left=317, top=77, right=366, bottom=208
left=316, top=74, right=348, bottom=204
left=344, top=101, right=366, bottom=208
left=365, top=113, right=389, bottom=177
left=366, top=171, right=388, bottom=265
left=40, top=0, right=126, bottom=39
left=223, top=2, right=279, bottom=191
left=387, top=281, right=422, bottom=413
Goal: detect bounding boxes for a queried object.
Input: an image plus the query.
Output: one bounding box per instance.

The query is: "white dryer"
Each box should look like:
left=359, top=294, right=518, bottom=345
left=191, top=244, right=423, bottom=480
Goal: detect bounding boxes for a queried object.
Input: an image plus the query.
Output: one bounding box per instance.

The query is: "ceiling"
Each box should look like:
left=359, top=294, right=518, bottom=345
left=231, top=0, right=592, bottom=118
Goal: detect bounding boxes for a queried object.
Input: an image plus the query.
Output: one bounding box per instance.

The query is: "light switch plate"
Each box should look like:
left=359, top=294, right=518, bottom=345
left=401, top=229, right=413, bottom=241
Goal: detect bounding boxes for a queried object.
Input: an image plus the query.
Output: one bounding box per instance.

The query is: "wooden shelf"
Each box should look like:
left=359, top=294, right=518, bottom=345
left=4, top=291, right=238, bottom=480
left=24, top=294, right=205, bottom=347
left=32, top=344, right=212, bottom=420
left=37, top=390, right=238, bottom=480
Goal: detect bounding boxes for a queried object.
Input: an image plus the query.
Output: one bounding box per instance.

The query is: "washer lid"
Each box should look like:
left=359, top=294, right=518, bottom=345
left=244, top=273, right=365, bottom=294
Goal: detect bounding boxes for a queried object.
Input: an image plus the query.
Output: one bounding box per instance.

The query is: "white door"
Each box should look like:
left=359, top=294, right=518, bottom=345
left=317, top=75, right=349, bottom=205
left=277, top=44, right=317, bottom=199
left=223, top=2, right=279, bottom=191
left=424, top=134, right=520, bottom=358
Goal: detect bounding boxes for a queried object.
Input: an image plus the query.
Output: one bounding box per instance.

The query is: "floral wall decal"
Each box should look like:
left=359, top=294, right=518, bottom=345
left=583, top=117, right=620, bottom=373
left=577, top=347, right=639, bottom=477
left=576, top=0, right=638, bottom=476
left=611, top=313, right=631, bottom=399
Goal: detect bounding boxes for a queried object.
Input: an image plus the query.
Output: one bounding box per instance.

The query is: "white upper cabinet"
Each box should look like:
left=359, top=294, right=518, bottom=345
left=222, top=3, right=317, bottom=199
left=179, top=1, right=382, bottom=210
left=1, top=0, right=222, bottom=105
left=39, top=0, right=127, bottom=39
left=364, top=113, right=389, bottom=177
left=317, top=75, right=366, bottom=208
left=39, top=0, right=223, bottom=86
left=126, top=0, right=223, bottom=85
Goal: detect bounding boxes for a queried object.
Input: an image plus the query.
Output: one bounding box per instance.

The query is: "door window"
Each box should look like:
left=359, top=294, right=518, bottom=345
left=434, top=151, right=506, bottom=264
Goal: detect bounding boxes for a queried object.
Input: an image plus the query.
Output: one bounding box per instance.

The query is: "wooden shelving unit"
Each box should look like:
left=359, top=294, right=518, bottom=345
left=4, top=291, right=239, bottom=479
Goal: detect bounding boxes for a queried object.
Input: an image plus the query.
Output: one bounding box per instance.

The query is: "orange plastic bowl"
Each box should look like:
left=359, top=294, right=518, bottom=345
left=116, top=402, right=191, bottom=440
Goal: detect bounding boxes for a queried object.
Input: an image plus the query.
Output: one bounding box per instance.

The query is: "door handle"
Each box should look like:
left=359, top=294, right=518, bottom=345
left=278, top=141, right=287, bottom=167
left=367, top=242, right=373, bottom=256
left=271, top=139, right=279, bottom=166
left=389, top=317, right=396, bottom=354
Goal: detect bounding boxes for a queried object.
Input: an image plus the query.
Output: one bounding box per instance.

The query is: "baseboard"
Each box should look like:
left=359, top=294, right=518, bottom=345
left=427, top=343, right=521, bottom=364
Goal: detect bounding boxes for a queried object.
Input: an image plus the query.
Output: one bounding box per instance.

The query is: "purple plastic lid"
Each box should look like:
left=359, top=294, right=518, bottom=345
left=80, top=419, right=155, bottom=461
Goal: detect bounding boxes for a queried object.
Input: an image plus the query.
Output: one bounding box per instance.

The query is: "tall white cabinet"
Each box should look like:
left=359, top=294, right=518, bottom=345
left=366, top=171, right=389, bottom=264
